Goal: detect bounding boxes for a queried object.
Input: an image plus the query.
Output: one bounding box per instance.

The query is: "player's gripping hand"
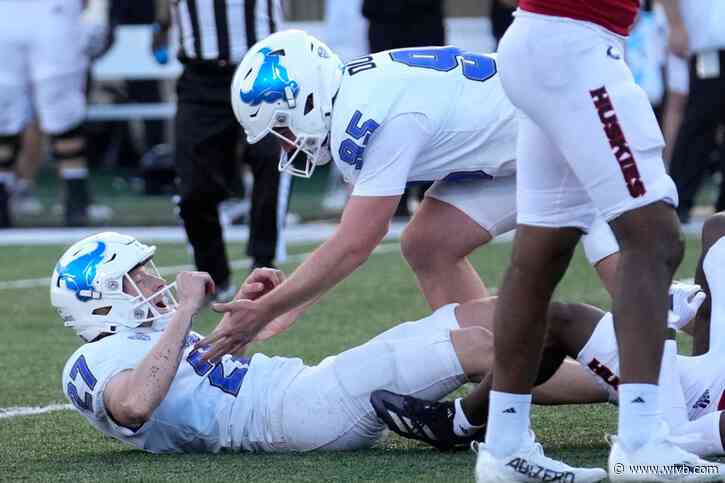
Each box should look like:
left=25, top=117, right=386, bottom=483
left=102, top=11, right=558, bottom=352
left=176, top=271, right=215, bottom=315
left=195, top=299, right=270, bottom=361
left=668, top=281, right=706, bottom=330
left=235, top=268, right=286, bottom=300
left=195, top=269, right=293, bottom=360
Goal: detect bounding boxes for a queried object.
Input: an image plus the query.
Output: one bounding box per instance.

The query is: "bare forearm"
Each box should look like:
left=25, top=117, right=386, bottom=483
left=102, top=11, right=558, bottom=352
left=260, top=235, right=374, bottom=318
left=127, top=306, right=195, bottom=413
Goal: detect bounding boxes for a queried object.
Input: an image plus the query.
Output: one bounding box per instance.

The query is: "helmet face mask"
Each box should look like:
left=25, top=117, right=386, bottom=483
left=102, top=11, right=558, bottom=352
left=272, top=121, right=331, bottom=179
left=231, top=30, right=342, bottom=179
left=122, top=260, right=178, bottom=326
left=51, top=232, right=178, bottom=342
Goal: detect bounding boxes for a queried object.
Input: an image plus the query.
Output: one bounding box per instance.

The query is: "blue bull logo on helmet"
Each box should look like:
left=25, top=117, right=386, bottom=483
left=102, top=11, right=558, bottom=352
left=240, top=47, right=300, bottom=106
left=56, top=241, right=106, bottom=302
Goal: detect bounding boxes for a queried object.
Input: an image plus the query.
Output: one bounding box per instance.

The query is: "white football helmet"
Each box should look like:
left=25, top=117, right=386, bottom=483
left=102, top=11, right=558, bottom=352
left=231, top=29, right=344, bottom=178
left=51, top=232, right=178, bottom=342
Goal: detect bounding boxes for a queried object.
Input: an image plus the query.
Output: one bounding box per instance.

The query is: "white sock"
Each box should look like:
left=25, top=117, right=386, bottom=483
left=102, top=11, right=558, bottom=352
left=453, top=398, right=485, bottom=437
left=659, top=339, right=689, bottom=427
left=618, top=383, right=661, bottom=450
left=484, top=391, right=532, bottom=458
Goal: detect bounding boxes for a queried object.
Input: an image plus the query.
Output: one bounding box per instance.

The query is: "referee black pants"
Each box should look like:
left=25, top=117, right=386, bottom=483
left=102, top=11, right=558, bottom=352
left=175, top=63, right=288, bottom=287
left=669, top=50, right=725, bottom=220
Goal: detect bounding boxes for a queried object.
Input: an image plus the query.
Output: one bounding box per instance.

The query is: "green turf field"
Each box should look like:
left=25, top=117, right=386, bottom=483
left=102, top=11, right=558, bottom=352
left=0, top=235, right=710, bottom=482
left=13, top=165, right=334, bottom=227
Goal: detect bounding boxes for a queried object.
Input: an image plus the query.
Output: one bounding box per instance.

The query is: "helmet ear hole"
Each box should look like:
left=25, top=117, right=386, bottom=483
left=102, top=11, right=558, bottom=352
left=303, top=94, right=314, bottom=115
left=92, top=306, right=112, bottom=316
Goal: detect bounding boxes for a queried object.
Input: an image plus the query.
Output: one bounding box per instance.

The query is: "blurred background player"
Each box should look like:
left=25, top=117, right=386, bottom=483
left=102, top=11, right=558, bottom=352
left=0, top=0, right=101, bottom=227
left=625, top=0, right=668, bottom=120
left=663, top=53, right=690, bottom=164
left=667, top=0, right=725, bottom=224
left=108, top=1, right=166, bottom=169
left=153, top=0, right=291, bottom=301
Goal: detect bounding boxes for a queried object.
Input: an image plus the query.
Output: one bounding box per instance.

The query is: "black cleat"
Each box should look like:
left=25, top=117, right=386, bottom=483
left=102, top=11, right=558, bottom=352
left=370, top=390, right=483, bottom=451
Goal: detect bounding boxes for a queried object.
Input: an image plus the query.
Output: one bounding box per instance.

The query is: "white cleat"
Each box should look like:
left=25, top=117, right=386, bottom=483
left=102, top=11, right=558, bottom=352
left=609, top=432, right=725, bottom=482
left=473, top=432, right=607, bottom=483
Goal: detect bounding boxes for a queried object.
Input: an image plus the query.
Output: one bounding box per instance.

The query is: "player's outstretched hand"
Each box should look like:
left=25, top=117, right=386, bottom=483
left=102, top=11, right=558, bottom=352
left=176, top=271, right=215, bottom=314
left=195, top=299, right=269, bottom=362
left=668, top=281, right=706, bottom=330
left=236, top=268, right=286, bottom=300
left=252, top=305, right=305, bottom=342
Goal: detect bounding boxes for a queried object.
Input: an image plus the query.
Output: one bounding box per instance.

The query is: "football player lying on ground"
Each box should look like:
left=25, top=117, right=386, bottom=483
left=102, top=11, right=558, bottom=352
left=201, top=29, right=623, bottom=361
left=57, top=232, right=600, bottom=455
left=372, top=213, right=725, bottom=462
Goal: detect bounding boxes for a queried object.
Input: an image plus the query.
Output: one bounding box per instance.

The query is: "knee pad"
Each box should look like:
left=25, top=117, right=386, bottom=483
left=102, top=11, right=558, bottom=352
left=0, top=134, right=20, bottom=170
left=51, top=124, right=85, bottom=160
left=52, top=125, right=88, bottom=179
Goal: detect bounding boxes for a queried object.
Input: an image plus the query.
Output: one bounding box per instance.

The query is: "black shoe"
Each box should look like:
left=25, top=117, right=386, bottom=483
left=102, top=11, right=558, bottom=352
left=0, top=183, right=11, bottom=228
left=64, top=178, right=89, bottom=227
left=370, top=390, right=484, bottom=451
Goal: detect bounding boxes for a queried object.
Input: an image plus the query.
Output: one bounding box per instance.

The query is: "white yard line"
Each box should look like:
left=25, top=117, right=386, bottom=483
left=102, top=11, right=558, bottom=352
left=0, top=403, right=73, bottom=419
left=0, top=239, right=404, bottom=291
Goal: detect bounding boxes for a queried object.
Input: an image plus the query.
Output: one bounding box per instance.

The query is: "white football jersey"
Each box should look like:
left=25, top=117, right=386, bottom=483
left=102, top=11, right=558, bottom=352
left=62, top=330, right=304, bottom=453
left=330, top=47, right=517, bottom=197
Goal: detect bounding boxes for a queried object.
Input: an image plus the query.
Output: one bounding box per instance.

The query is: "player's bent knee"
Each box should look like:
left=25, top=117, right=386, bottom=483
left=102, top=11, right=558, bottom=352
left=451, top=326, right=493, bottom=380
left=545, top=302, right=577, bottom=339
left=454, top=296, right=497, bottom=330
left=617, top=217, right=684, bottom=272
left=401, top=226, right=449, bottom=269
left=650, top=225, right=685, bottom=272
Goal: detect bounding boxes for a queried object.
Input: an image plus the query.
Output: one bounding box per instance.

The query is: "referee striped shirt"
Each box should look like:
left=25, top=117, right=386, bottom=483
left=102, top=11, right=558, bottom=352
left=174, top=0, right=283, bottom=65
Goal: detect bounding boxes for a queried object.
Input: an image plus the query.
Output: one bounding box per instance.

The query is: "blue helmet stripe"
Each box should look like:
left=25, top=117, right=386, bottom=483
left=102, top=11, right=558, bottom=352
left=240, top=47, right=300, bottom=106
left=57, top=241, right=106, bottom=302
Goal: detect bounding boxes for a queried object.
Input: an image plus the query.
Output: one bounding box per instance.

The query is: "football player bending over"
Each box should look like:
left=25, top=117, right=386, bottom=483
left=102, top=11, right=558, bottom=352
left=201, top=30, right=622, bottom=361
left=58, top=231, right=595, bottom=456
left=373, top=213, right=725, bottom=477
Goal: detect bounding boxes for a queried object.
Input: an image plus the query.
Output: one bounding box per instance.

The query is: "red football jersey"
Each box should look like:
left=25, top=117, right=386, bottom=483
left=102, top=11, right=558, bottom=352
left=518, top=0, right=639, bottom=36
